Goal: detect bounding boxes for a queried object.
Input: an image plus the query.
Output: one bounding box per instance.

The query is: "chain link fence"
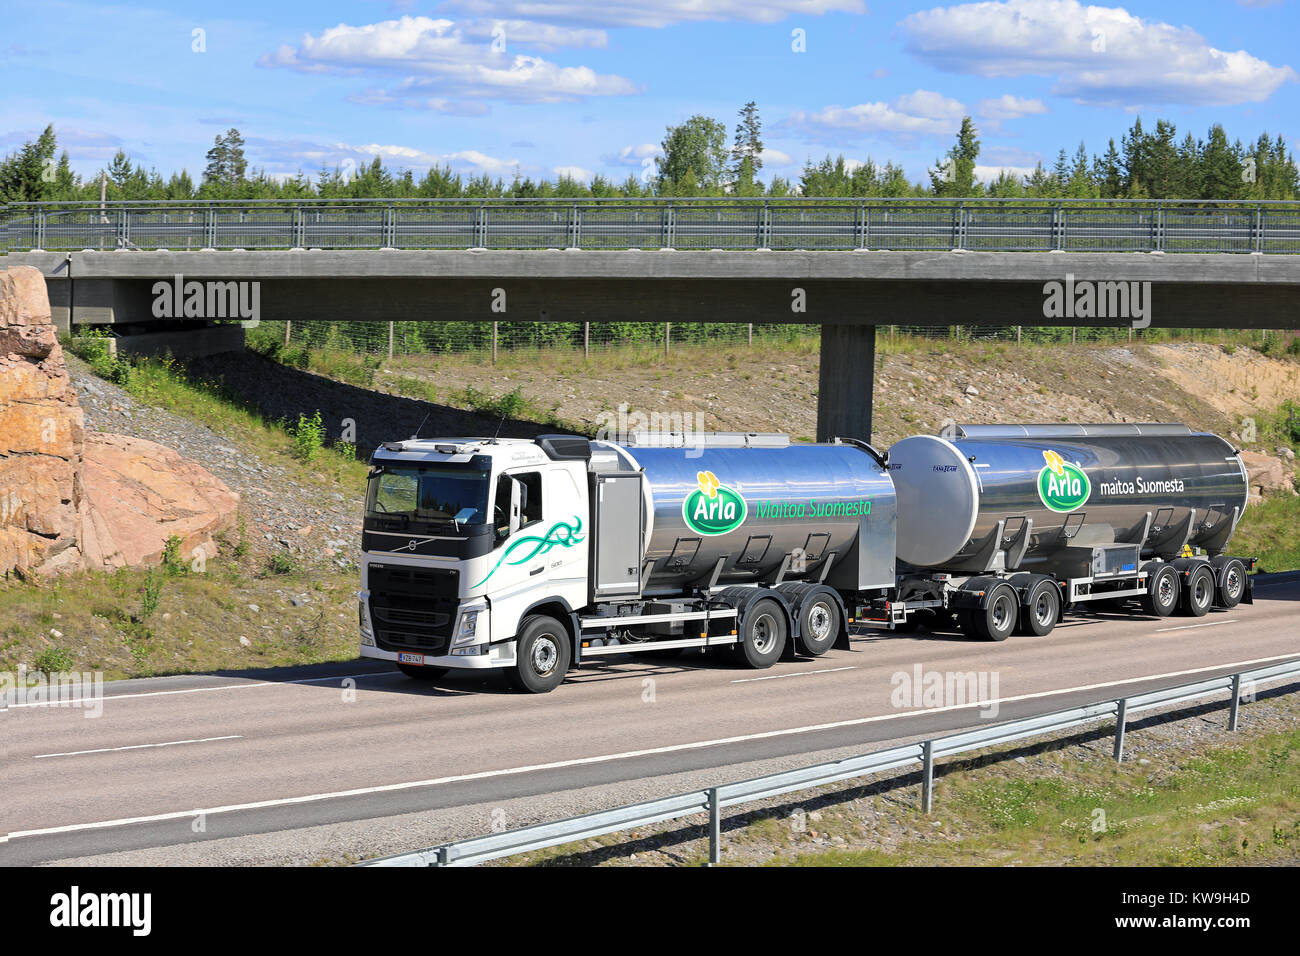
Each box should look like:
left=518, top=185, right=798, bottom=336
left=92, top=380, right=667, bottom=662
left=250, top=319, right=1283, bottom=362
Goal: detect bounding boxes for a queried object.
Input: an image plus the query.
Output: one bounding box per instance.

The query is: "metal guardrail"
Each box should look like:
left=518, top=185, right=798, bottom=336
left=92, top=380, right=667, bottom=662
left=359, top=657, right=1300, bottom=867
left=4, top=198, right=1300, bottom=255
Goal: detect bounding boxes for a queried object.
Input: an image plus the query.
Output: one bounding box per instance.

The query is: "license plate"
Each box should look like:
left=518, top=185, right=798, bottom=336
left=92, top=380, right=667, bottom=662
left=397, top=652, right=424, bottom=665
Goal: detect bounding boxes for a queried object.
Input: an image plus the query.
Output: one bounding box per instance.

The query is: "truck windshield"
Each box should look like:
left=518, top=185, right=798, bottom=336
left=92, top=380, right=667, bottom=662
left=365, top=464, right=491, bottom=529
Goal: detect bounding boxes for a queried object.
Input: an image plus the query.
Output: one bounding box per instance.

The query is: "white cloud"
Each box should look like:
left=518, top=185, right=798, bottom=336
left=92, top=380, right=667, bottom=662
left=260, top=15, right=640, bottom=106
left=245, top=136, right=524, bottom=177
left=553, top=164, right=595, bottom=180
left=901, top=0, right=1297, bottom=106
left=785, top=89, right=966, bottom=139
left=436, top=1, right=867, bottom=29
left=976, top=94, right=1048, bottom=122
left=975, top=163, right=1037, bottom=182
left=759, top=147, right=794, bottom=166
left=606, top=142, right=662, bottom=166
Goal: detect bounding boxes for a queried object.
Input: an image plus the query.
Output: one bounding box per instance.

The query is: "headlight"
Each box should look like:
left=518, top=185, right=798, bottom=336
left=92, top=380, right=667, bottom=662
left=452, top=608, right=484, bottom=647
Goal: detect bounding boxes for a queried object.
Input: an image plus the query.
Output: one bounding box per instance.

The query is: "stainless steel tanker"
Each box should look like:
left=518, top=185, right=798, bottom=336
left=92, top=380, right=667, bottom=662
left=887, top=424, right=1249, bottom=570
left=590, top=434, right=896, bottom=592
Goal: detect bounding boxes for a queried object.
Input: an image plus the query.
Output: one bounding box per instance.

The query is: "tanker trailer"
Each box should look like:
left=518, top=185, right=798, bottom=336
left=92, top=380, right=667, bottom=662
left=876, top=423, right=1254, bottom=641
left=359, top=431, right=896, bottom=692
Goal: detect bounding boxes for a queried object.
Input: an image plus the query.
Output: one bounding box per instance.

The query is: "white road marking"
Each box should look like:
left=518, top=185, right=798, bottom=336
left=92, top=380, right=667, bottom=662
left=9, top=650, right=1300, bottom=843
left=732, top=666, right=857, bottom=683
left=33, top=735, right=243, bottom=759
left=1155, top=620, right=1237, bottom=633
left=5, top=669, right=401, bottom=710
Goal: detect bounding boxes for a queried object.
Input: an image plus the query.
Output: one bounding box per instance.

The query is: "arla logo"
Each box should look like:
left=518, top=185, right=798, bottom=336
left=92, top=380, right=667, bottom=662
left=683, top=470, right=747, bottom=536
left=1037, top=449, right=1091, bottom=513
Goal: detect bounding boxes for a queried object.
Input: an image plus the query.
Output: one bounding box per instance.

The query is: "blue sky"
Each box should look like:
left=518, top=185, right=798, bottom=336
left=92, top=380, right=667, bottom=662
left=2, top=0, right=1297, bottom=187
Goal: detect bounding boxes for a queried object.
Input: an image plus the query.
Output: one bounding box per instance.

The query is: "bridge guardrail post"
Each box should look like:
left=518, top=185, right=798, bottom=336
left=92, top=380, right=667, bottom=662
left=1155, top=203, right=1164, bottom=252
left=293, top=204, right=304, bottom=248
left=475, top=203, right=487, bottom=248
left=921, top=740, right=934, bottom=813
left=663, top=203, right=675, bottom=249
left=384, top=204, right=395, bottom=248
left=1053, top=203, right=1064, bottom=251
left=569, top=202, right=581, bottom=249
left=707, top=787, right=721, bottom=865
left=1254, top=204, right=1263, bottom=254
left=1229, top=674, right=1242, bottom=731
left=35, top=204, right=45, bottom=251
left=1113, top=698, right=1127, bottom=762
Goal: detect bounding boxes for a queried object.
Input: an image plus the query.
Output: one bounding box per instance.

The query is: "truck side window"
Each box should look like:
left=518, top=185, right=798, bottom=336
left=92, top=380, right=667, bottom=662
left=493, top=475, right=511, bottom=540
left=517, top=472, right=543, bottom=526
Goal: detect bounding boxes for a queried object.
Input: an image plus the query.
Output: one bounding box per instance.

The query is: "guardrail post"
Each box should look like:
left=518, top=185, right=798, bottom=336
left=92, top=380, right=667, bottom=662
left=663, top=204, right=675, bottom=249
left=569, top=203, right=581, bottom=248
left=35, top=204, right=45, bottom=250
left=1053, top=203, right=1064, bottom=250
left=1254, top=204, right=1263, bottom=254
left=475, top=203, right=487, bottom=248
left=384, top=204, right=396, bottom=248
left=1113, top=698, right=1128, bottom=762
left=1229, top=674, right=1242, bottom=731
left=435, top=846, right=451, bottom=867
left=293, top=204, right=304, bottom=248
left=707, top=787, right=721, bottom=866
left=921, top=740, right=934, bottom=813
left=1154, top=203, right=1164, bottom=251
left=855, top=202, right=868, bottom=249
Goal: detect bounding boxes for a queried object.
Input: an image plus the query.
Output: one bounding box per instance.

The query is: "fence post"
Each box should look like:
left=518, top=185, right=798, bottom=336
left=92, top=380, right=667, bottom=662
left=747, top=322, right=753, bottom=346
left=1016, top=326, right=1022, bottom=345
left=284, top=320, right=291, bottom=347
left=665, top=322, right=671, bottom=358
left=1229, top=674, right=1242, bottom=731
left=584, top=321, right=590, bottom=360
left=388, top=321, right=395, bottom=361
left=921, top=740, right=934, bottom=813
left=1113, top=698, right=1128, bottom=762
left=707, top=788, right=721, bottom=866
left=492, top=321, right=498, bottom=365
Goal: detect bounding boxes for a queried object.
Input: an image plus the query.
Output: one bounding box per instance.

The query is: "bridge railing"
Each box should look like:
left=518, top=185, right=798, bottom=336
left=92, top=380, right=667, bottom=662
left=3, top=198, right=1299, bottom=254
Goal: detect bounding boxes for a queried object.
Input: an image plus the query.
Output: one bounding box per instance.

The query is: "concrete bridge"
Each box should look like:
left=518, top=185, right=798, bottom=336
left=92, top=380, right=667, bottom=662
left=4, top=198, right=1299, bottom=442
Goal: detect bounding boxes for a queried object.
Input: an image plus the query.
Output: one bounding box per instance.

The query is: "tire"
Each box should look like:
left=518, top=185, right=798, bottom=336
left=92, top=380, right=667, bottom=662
left=1018, top=585, right=1059, bottom=637
left=507, top=615, right=571, bottom=693
left=1216, top=558, right=1247, bottom=609
left=738, top=599, right=787, bottom=668
left=1141, top=565, right=1179, bottom=618
left=397, top=663, right=448, bottom=680
left=1179, top=565, right=1214, bottom=617
left=972, top=585, right=1018, bottom=642
left=795, top=592, right=840, bottom=657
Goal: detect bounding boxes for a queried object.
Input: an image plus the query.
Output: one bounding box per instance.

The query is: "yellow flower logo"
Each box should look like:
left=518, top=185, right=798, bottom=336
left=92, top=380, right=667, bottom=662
left=1042, top=449, right=1066, bottom=477
left=696, top=470, right=720, bottom=499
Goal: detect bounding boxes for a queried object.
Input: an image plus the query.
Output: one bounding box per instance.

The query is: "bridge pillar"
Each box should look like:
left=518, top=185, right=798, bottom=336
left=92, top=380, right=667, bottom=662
left=816, top=323, right=875, bottom=444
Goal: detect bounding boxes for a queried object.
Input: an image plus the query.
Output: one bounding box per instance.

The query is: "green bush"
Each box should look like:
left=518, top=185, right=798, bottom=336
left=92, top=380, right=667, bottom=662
left=267, top=552, right=298, bottom=575
left=32, top=646, right=74, bottom=675
left=160, top=534, right=187, bottom=575
left=294, top=410, right=325, bottom=462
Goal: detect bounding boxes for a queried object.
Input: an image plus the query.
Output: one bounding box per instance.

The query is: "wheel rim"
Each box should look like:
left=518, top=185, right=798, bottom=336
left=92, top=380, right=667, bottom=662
left=807, top=603, right=833, bottom=641
left=531, top=635, right=559, bottom=675
left=1158, top=572, right=1175, bottom=606
left=1225, top=565, right=1243, bottom=599
left=1034, top=591, right=1054, bottom=627
left=751, top=612, right=778, bottom=654
left=991, top=594, right=1013, bottom=632
left=1194, top=573, right=1210, bottom=607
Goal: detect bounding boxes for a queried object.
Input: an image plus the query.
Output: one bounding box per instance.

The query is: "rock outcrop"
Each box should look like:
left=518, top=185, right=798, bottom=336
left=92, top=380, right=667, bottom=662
left=1241, top=450, right=1296, bottom=502
left=0, top=265, right=239, bottom=577
left=0, top=266, right=86, bottom=576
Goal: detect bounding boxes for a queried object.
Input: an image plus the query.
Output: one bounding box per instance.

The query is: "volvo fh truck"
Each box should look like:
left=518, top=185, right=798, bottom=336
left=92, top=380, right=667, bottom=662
left=358, top=425, right=1254, bottom=692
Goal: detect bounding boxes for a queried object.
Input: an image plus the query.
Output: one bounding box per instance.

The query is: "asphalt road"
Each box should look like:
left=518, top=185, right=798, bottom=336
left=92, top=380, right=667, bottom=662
left=4, top=574, right=1298, bottom=866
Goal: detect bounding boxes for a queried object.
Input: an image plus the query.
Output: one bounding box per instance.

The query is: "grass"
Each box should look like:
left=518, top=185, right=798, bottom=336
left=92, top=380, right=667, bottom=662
left=0, top=545, right=361, bottom=680
left=774, top=725, right=1300, bottom=867
left=1233, top=495, right=1300, bottom=573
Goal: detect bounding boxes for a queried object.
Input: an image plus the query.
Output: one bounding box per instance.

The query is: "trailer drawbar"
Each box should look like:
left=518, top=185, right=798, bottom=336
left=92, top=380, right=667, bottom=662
left=357, top=424, right=1254, bottom=692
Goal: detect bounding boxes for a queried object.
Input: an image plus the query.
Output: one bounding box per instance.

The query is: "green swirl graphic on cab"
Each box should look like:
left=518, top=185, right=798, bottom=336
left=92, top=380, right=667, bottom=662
left=471, top=517, right=585, bottom=588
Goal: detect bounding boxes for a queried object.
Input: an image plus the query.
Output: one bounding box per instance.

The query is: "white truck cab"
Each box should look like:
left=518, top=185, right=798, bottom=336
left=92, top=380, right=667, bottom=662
left=358, top=435, right=592, bottom=691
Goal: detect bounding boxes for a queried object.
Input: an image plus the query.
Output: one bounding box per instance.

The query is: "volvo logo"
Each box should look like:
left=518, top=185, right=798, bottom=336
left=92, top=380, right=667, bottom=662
left=407, top=540, right=418, bottom=551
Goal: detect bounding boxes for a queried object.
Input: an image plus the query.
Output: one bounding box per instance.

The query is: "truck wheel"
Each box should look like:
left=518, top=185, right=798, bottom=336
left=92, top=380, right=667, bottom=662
left=1018, top=585, right=1059, bottom=637
left=1179, top=565, right=1214, bottom=617
left=972, top=586, right=1018, bottom=642
left=397, top=663, right=448, bottom=680
left=1216, top=558, right=1247, bottom=609
left=739, top=599, right=787, bottom=668
left=1141, top=565, right=1179, bottom=618
left=796, top=593, right=840, bottom=657
left=508, top=615, right=571, bottom=693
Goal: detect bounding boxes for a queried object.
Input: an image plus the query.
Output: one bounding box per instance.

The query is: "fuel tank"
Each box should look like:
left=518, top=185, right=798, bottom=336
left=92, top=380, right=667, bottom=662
left=886, top=424, right=1248, bottom=569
